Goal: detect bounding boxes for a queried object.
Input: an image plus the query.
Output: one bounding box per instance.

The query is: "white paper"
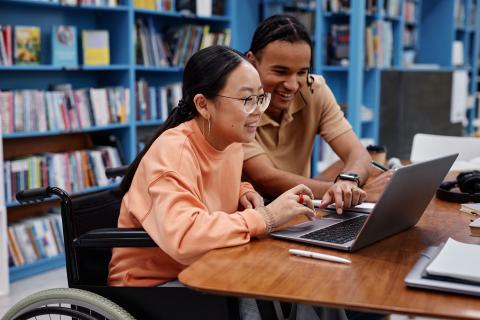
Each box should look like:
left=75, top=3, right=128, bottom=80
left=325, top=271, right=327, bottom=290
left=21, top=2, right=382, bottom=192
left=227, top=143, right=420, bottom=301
left=426, top=238, right=480, bottom=283
left=450, top=70, right=468, bottom=124
left=196, top=0, right=212, bottom=16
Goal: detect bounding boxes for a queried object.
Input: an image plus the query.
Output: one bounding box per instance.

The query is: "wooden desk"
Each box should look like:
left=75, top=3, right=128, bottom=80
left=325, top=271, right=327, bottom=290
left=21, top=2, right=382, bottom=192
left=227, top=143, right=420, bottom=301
left=179, top=199, right=480, bottom=319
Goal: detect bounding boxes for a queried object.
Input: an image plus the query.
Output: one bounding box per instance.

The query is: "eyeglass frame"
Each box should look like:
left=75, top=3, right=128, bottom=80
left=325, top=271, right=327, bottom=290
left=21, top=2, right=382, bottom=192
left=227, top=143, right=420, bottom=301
left=215, top=92, right=271, bottom=114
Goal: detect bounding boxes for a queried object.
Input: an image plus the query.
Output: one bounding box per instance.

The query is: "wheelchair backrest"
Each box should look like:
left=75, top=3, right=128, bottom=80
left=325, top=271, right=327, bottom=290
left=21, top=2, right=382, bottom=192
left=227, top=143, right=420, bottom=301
left=69, top=188, right=123, bottom=286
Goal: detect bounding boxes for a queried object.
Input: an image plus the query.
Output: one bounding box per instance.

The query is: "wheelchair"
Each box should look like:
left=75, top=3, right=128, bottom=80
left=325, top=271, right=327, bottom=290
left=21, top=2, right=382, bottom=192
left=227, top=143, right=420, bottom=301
left=3, top=166, right=261, bottom=320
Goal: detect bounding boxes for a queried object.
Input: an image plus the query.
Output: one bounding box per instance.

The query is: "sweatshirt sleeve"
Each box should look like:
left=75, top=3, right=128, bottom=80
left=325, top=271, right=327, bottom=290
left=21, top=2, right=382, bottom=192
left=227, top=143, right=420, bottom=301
left=140, top=171, right=266, bottom=266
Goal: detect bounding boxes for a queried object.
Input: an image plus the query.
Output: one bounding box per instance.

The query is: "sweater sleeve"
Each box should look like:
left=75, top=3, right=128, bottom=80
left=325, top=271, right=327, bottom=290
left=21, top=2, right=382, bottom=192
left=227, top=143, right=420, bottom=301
left=140, top=171, right=266, bottom=266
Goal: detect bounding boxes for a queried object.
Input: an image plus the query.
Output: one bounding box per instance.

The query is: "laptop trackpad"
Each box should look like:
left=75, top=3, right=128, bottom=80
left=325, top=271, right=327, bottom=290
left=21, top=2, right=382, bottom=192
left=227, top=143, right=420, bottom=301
left=321, top=211, right=363, bottom=221
left=275, top=212, right=362, bottom=237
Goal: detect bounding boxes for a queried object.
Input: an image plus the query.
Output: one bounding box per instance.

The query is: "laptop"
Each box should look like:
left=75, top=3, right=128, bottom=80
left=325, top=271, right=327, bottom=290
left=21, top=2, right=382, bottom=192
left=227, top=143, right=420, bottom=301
left=271, top=154, right=458, bottom=251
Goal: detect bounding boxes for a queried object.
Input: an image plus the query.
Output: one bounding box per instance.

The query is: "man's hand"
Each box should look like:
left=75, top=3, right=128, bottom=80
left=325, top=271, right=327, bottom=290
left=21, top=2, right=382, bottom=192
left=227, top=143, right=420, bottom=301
left=319, top=180, right=367, bottom=214
left=239, top=191, right=264, bottom=209
left=363, top=170, right=395, bottom=202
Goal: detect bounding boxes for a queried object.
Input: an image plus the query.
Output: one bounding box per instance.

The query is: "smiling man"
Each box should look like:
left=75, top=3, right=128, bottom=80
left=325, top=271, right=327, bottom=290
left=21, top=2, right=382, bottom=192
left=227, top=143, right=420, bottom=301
left=243, top=14, right=392, bottom=214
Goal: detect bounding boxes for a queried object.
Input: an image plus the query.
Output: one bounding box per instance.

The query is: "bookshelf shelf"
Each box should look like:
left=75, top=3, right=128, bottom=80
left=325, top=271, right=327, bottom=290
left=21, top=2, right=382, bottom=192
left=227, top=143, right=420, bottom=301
left=0, top=65, right=130, bottom=72
left=137, top=119, right=164, bottom=127
left=81, top=65, right=130, bottom=71
left=323, top=12, right=350, bottom=18
left=9, top=254, right=65, bottom=282
left=6, top=183, right=120, bottom=208
left=133, top=9, right=230, bottom=22
left=3, top=124, right=130, bottom=139
left=5, top=0, right=129, bottom=12
left=135, top=65, right=183, bottom=72
left=384, top=15, right=401, bottom=22
left=322, top=65, right=349, bottom=71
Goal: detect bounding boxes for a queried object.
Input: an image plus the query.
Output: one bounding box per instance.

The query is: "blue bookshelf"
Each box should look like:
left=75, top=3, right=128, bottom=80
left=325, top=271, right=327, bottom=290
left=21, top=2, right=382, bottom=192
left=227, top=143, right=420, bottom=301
left=10, top=254, right=65, bottom=282
left=417, top=0, right=480, bottom=134
left=260, top=0, right=480, bottom=146
left=0, top=0, right=236, bottom=285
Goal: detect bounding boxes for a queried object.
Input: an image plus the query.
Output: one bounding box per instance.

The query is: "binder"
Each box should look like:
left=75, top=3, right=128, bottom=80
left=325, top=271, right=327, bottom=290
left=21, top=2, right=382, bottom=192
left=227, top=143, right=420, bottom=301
left=405, top=246, right=480, bottom=297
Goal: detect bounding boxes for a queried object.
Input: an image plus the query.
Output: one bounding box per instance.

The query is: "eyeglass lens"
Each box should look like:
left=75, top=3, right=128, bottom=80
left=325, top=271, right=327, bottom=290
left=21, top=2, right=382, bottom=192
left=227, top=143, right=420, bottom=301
left=244, top=93, right=271, bottom=113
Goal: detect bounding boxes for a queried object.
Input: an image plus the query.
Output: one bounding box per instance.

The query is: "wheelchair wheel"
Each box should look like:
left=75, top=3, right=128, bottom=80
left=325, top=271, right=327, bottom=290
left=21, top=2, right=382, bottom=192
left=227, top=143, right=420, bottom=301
left=2, top=288, right=135, bottom=320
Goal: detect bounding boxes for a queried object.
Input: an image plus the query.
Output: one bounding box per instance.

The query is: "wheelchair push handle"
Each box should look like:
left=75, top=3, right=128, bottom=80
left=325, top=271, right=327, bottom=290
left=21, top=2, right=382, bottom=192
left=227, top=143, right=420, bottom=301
left=16, top=186, right=71, bottom=204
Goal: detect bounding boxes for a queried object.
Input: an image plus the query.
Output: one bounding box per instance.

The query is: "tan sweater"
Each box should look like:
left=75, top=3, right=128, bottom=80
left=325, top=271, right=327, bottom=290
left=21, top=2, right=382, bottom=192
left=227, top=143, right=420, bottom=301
left=108, top=119, right=266, bottom=286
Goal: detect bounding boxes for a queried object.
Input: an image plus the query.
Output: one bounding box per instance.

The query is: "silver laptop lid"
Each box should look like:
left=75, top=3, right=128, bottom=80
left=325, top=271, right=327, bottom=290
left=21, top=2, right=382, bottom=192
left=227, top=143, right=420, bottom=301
left=351, top=153, right=458, bottom=251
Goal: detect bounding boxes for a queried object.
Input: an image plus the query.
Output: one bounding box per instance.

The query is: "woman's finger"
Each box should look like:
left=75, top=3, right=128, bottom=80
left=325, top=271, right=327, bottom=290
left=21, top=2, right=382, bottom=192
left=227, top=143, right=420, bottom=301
left=240, top=196, right=252, bottom=209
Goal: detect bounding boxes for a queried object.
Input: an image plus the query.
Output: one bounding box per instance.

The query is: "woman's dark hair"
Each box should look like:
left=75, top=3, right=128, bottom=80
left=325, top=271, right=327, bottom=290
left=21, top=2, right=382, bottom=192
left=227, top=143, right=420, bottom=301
left=120, top=45, right=247, bottom=194
left=249, top=14, right=315, bottom=89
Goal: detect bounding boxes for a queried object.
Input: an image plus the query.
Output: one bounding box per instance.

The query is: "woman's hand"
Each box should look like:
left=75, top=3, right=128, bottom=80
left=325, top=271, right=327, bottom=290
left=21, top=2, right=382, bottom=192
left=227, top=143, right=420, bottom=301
left=262, top=184, right=316, bottom=229
left=239, top=191, right=264, bottom=209
left=319, top=180, right=367, bottom=214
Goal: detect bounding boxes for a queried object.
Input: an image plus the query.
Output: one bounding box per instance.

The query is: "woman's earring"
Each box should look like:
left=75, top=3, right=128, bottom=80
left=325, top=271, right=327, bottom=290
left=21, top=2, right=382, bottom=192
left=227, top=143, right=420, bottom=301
left=208, top=118, right=211, bottom=137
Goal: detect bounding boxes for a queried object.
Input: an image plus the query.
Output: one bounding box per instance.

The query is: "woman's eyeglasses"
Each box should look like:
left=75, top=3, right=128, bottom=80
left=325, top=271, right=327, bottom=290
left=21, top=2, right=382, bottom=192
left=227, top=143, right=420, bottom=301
left=216, top=92, right=271, bottom=114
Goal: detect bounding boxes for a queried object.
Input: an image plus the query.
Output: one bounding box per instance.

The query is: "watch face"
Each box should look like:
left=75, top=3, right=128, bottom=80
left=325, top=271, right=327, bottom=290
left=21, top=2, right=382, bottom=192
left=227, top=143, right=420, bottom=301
left=340, top=173, right=359, bottom=180
left=337, top=173, right=360, bottom=184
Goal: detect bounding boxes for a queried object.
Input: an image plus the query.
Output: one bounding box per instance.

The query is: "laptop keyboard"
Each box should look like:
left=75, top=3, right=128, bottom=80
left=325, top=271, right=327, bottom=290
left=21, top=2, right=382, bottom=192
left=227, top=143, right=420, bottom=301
left=300, top=215, right=368, bottom=244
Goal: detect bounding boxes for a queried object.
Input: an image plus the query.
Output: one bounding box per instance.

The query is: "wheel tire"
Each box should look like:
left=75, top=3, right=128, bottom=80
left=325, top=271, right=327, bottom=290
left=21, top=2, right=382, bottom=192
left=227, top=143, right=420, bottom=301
left=2, top=288, right=135, bottom=320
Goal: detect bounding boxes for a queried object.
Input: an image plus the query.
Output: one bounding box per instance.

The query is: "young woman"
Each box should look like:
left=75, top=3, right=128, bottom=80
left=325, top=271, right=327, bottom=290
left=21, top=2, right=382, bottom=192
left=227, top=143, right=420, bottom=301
left=108, top=46, right=315, bottom=288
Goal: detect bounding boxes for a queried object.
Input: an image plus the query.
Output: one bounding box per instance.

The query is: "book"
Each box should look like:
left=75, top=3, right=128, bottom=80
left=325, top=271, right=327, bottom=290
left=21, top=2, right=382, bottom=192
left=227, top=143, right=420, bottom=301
left=470, top=218, right=480, bottom=236
left=14, top=26, right=41, bottom=65
left=52, top=25, right=78, bottom=67
left=82, top=30, right=110, bottom=65
left=461, top=203, right=480, bottom=215
left=424, top=238, right=480, bottom=284
left=196, top=0, right=212, bottom=16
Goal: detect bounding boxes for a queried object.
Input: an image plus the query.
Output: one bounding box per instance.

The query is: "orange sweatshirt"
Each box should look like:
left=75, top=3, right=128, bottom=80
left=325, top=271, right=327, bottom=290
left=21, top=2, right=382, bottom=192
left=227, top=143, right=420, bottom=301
left=108, top=119, right=267, bottom=286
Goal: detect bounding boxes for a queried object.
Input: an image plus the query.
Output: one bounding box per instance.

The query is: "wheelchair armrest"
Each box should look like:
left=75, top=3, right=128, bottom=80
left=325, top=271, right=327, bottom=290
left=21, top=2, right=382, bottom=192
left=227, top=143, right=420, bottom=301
left=105, top=165, right=129, bottom=179
left=73, top=228, right=156, bottom=248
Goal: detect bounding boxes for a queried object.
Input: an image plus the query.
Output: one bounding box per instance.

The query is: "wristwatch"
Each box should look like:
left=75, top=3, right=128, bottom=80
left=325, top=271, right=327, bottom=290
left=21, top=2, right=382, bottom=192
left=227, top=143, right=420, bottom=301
left=335, top=172, right=361, bottom=186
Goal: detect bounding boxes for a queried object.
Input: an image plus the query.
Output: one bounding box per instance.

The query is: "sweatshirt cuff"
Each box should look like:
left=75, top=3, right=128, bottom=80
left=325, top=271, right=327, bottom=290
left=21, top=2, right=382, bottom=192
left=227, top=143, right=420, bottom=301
left=239, top=208, right=267, bottom=237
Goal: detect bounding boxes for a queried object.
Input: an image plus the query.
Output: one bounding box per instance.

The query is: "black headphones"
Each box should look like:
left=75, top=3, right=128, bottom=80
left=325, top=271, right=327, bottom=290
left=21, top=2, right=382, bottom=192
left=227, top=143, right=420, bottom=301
left=436, top=170, right=480, bottom=203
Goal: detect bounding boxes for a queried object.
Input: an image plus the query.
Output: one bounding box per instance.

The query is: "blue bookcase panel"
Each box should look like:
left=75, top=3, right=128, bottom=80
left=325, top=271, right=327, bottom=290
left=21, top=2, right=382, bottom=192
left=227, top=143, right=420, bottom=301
left=9, top=254, right=65, bottom=282
left=0, top=70, right=130, bottom=91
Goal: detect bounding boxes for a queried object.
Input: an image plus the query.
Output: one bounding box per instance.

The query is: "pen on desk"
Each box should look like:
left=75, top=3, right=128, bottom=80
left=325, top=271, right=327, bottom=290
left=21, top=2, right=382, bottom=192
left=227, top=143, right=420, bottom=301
left=370, top=160, right=388, bottom=172
left=289, top=248, right=351, bottom=264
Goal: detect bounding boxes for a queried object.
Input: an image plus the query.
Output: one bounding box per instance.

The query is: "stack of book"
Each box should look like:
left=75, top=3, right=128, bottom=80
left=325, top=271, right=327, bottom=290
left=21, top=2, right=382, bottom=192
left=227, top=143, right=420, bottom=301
left=323, top=0, right=350, bottom=13
left=365, top=20, right=393, bottom=68
left=470, top=218, right=480, bottom=236
left=0, top=86, right=130, bottom=134
left=405, top=238, right=480, bottom=296
left=7, top=211, right=63, bottom=267
left=404, top=0, right=417, bottom=23
left=4, top=145, right=123, bottom=202
left=460, top=202, right=480, bottom=219
left=135, top=80, right=181, bottom=121
left=135, top=18, right=231, bottom=67
left=61, top=0, right=118, bottom=6
left=384, top=0, right=401, bottom=17
left=0, top=25, right=12, bottom=66
left=327, top=24, right=349, bottom=66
